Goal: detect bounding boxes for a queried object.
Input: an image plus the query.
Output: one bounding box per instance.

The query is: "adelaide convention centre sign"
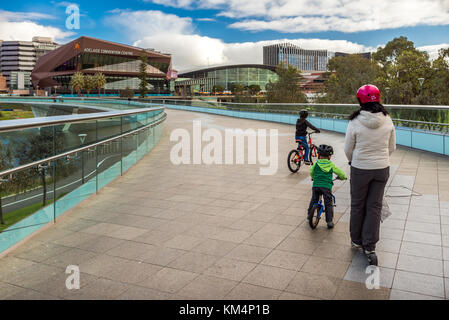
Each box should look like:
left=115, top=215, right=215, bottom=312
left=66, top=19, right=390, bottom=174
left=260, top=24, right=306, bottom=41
left=83, top=48, right=134, bottom=56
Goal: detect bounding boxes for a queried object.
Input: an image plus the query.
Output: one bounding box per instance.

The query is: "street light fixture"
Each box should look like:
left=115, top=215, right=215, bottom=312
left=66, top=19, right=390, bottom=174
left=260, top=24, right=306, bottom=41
left=385, top=87, right=390, bottom=105
left=78, top=134, right=87, bottom=184
left=418, top=78, right=425, bottom=97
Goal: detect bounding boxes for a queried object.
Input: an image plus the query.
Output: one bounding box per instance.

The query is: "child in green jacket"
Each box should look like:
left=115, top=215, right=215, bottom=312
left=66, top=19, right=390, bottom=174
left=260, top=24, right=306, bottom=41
left=308, top=144, right=347, bottom=229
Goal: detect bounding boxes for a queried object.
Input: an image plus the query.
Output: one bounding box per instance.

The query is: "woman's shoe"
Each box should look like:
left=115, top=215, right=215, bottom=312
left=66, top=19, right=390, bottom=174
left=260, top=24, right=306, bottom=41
left=351, top=241, right=362, bottom=249
left=365, top=250, right=378, bottom=266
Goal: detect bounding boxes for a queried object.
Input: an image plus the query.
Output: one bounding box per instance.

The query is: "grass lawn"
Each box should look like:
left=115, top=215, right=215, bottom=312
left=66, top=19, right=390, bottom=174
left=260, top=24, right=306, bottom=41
left=0, top=192, right=68, bottom=232
left=0, top=110, right=34, bottom=121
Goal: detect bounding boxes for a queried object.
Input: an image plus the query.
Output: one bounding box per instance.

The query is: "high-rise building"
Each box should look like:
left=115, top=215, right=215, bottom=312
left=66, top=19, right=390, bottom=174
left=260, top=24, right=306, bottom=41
left=263, top=43, right=330, bottom=71
left=0, top=37, right=59, bottom=90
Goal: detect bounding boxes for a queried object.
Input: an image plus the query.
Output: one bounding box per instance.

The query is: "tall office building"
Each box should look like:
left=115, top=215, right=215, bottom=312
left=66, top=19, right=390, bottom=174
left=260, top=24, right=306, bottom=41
left=263, top=43, right=330, bottom=71
left=0, top=37, right=59, bottom=90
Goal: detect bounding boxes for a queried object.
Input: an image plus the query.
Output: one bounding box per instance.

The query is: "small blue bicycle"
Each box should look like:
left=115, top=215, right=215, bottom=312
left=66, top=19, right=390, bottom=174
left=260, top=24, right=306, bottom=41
left=309, top=178, right=339, bottom=229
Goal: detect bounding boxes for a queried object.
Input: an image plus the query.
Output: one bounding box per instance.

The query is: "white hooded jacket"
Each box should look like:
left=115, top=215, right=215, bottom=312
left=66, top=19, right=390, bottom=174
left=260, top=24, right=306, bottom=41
left=344, top=110, right=396, bottom=170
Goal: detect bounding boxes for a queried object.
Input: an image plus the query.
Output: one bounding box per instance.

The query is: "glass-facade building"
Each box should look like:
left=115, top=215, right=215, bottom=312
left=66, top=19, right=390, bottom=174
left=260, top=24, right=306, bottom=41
left=263, top=43, right=329, bottom=71
left=175, top=64, right=278, bottom=94
left=32, top=36, right=174, bottom=94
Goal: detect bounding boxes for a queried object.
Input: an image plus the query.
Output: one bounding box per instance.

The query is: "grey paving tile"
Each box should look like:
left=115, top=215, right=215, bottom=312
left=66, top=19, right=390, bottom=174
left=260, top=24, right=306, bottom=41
left=106, top=241, right=156, bottom=260
left=301, top=256, right=350, bottom=279
left=225, top=283, right=282, bottom=300
left=141, top=267, right=199, bottom=294
left=15, top=243, right=71, bottom=263
left=66, top=278, right=129, bottom=300
left=140, top=246, right=187, bottom=266
left=278, top=292, right=320, bottom=300
left=225, top=244, right=271, bottom=264
left=400, top=242, right=443, bottom=260
left=43, top=248, right=98, bottom=268
left=277, top=237, right=320, bottom=255
left=168, top=252, right=219, bottom=274
left=242, top=265, right=296, bottom=290
left=261, top=250, right=309, bottom=271
left=392, top=270, right=445, bottom=298
left=334, top=280, right=390, bottom=300
left=165, top=235, right=205, bottom=250
left=389, top=289, right=443, bottom=300
left=191, top=239, right=238, bottom=257
left=177, top=275, right=238, bottom=300
left=405, top=221, right=441, bottom=234
left=285, top=272, right=341, bottom=300
left=243, top=231, right=286, bottom=248
left=403, top=230, right=441, bottom=246
left=0, top=282, right=28, bottom=299
left=397, top=254, right=443, bottom=277
left=117, top=285, right=172, bottom=300
left=203, top=258, right=257, bottom=282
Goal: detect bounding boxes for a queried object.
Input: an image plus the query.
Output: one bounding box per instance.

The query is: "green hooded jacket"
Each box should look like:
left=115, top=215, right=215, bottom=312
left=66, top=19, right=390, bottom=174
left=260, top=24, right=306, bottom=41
left=310, top=159, right=347, bottom=190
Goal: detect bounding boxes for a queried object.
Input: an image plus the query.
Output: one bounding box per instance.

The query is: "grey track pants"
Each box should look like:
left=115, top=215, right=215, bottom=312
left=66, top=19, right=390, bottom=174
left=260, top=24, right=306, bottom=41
left=350, top=166, right=390, bottom=252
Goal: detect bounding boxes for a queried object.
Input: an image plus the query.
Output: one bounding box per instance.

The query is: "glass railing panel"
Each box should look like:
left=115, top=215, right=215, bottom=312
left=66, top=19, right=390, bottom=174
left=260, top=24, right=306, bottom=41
left=54, top=149, right=96, bottom=217
left=0, top=125, right=56, bottom=170
left=0, top=164, right=55, bottom=251
left=122, top=134, right=137, bottom=173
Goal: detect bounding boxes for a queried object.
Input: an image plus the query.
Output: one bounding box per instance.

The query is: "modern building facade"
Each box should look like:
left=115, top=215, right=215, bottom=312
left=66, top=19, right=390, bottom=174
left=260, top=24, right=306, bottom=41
left=0, top=37, right=59, bottom=90
left=263, top=43, right=330, bottom=71
left=334, top=51, right=372, bottom=59
left=175, top=64, right=278, bottom=95
left=32, top=36, right=174, bottom=94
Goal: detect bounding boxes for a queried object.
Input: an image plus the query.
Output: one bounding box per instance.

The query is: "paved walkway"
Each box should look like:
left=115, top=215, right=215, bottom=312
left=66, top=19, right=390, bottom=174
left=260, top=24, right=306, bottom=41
left=0, top=109, right=448, bottom=300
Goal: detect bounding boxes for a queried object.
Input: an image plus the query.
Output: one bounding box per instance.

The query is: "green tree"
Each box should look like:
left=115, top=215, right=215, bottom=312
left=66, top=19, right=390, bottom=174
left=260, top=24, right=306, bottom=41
left=230, top=83, right=244, bottom=95
left=84, top=75, right=96, bottom=97
left=94, top=73, right=107, bottom=97
left=317, top=54, right=380, bottom=104
left=212, top=85, right=225, bottom=93
left=427, top=48, right=449, bottom=106
left=373, top=37, right=432, bottom=104
left=248, top=84, right=261, bottom=95
left=372, top=36, right=416, bottom=69
left=69, top=72, right=85, bottom=97
left=138, top=52, right=149, bottom=98
left=266, top=62, right=307, bottom=103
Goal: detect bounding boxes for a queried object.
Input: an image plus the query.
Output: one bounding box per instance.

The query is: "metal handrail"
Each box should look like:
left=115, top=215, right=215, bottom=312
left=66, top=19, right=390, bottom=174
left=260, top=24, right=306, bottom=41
left=143, top=99, right=449, bottom=110
left=0, top=112, right=167, bottom=179
left=0, top=106, right=164, bottom=133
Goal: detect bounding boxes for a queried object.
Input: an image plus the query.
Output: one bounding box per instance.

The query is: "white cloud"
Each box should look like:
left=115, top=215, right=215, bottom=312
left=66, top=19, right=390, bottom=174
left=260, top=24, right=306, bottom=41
left=145, top=0, right=449, bottom=33
left=196, top=18, right=216, bottom=22
left=108, top=9, right=377, bottom=71
left=108, top=9, right=449, bottom=71
left=0, top=10, right=73, bottom=42
left=418, top=44, right=449, bottom=60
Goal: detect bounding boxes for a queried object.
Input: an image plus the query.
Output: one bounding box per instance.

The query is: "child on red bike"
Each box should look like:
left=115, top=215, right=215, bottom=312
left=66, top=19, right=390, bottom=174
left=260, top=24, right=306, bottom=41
left=296, top=110, right=320, bottom=165
left=308, top=145, right=347, bottom=229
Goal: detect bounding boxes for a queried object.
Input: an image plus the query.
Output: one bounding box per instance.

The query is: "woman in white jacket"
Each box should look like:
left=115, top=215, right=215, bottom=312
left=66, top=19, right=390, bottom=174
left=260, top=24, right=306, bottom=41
left=344, top=84, right=396, bottom=266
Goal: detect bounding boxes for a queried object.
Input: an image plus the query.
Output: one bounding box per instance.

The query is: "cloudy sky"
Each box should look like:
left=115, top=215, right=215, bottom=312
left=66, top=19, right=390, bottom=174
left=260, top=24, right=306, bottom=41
left=1, top=0, right=448, bottom=71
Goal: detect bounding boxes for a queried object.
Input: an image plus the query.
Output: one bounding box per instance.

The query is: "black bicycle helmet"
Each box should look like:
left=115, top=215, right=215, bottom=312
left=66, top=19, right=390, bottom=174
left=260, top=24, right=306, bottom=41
left=299, top=109, right=309, bottom=118
left=317, top=144, right=334, bottom=157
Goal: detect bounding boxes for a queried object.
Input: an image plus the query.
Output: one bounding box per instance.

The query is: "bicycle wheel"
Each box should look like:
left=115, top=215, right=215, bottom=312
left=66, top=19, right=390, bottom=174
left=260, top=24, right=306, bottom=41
left=287, top=149, right=301, bottom=173
left=309, top=144, right=318, bottom=163
left=309, top=204, right=322, bottom=229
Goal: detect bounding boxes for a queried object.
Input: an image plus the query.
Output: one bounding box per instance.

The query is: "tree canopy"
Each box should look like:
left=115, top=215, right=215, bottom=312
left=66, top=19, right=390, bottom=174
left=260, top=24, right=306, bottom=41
left=266, top=62, right=307, bottom=103
left=320, top=37, right=449, bottom=105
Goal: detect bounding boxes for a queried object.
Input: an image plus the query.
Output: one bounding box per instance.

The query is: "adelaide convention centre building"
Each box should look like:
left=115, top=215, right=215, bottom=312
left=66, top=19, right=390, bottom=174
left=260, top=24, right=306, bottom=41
left=31, top=36, right=174, bottom=94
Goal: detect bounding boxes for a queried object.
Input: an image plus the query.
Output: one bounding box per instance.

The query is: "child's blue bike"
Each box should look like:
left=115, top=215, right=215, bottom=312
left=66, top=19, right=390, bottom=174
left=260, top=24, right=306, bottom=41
left=309, top=178, right=339, bottom=229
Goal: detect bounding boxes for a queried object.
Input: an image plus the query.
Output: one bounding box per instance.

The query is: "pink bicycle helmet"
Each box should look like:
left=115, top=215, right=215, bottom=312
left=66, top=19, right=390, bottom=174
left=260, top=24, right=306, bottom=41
left=356, top=84, right=380, bottom=104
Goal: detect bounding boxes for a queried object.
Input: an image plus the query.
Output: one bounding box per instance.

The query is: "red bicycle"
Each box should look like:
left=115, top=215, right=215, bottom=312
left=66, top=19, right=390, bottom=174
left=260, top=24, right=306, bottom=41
left=287, top=132, right=318, bottom=173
